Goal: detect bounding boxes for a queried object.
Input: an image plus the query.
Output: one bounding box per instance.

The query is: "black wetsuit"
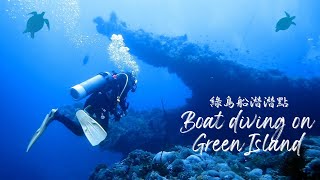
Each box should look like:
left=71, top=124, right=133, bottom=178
left=55, top=72, right=137, bottom=136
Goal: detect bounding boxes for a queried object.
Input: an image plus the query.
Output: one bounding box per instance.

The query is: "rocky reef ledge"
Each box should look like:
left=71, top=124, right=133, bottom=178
left=89, top=136, right=320, bottom=180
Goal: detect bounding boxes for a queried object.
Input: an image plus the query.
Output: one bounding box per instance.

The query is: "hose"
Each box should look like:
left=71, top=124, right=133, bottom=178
left=116, top=73, right=129, bottom=103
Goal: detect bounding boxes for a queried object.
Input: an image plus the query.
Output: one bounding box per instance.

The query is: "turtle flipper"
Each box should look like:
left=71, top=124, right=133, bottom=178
left=292, top=22, right=296, bottom=26
left=285, top=11, right=290, bottom=17
left=31, top=32, right=35, bottom=39
left=28, top=11, right=37, bottom=16
left=44, top=19, right=50, bottom=30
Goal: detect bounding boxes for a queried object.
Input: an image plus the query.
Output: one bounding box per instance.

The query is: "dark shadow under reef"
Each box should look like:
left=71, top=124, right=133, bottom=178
left=93, top=12, right=320, bottom=155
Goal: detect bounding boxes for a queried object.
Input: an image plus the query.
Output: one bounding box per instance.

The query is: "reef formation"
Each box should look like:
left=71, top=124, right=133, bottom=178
left=89, top=136, right=320, bottom=179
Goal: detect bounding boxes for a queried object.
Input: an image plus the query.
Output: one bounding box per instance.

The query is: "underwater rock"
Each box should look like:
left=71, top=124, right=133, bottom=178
left=279, top=136, right=320, bottom=179
left=260, top=174, right=273, bottom=180
left=216, top=163, right=231, bottom=172
left=201, top=170, right=220, bottom=178
left=173, top=145, right=195, bottom=159
left=302, top=137, right=320, bottom=179
left=219, top=171, right=243, bottom=180
left=167, top=159, right=185, bottom=177
left=89, top=137, right=320, bottom=179
left=106, top=149, right=154, bottom=179
left=240, top=149, right=281, bottom=171
left=90, top=146, right=250, bottom=179
left=304, top=159, right=320, bottom=178
left=89, top=164, right=108, bottom=180
left=153, top=151, right=176, bottom=164
left=185, top=154, right=202, bottom=164
left=247, top=168, right=263, bottom=180
left=304, top=149, right=320, bottom=161
left=147, top=171, right=166, bottom=180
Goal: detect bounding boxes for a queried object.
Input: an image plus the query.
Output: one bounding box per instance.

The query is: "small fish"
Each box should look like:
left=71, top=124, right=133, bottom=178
left=82, top=55, right=89, bottom=65
left=307, top=38, right=313, bottom=41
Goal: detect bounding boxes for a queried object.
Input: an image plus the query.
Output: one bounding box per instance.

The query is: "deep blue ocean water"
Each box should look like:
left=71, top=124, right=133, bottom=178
left=1, top=0, right=320, bottom=179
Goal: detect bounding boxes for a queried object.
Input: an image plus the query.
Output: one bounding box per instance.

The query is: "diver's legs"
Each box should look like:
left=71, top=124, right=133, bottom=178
left=55, top=110, right=84, bottom=136
left=26, top=108, right=85, bottom=152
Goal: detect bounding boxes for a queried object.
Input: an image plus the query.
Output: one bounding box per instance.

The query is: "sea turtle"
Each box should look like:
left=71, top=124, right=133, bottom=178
left=23, top=11, right=50, bottom=39
left=275, top=11, right=296, bottom=32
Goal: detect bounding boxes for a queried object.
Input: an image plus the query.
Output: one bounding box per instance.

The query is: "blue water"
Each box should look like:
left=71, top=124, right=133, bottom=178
left=1, top=0, right=320, bottom=179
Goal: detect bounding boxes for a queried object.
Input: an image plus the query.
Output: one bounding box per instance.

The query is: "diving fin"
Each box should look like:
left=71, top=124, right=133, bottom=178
left=26, top=109, right=57, bottom=152
left=76, top=110, right=107, bottom=146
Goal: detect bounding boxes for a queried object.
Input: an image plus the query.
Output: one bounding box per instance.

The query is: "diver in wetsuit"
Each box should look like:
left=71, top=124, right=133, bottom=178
left=26, top=71, right=137, bottom=151
left=57, top=71, right=137, bottom=134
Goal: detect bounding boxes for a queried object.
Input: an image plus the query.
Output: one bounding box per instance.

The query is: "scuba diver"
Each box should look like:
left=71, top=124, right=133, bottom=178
left=26, top=71, right=137, bottom=152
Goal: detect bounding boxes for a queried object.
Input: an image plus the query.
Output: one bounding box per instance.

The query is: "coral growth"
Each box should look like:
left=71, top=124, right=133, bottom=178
left=90, top=136, right=320, bottom=179
left=301, top=137, right=320, bottom=178
left=89, top=146, right=246, bottom=180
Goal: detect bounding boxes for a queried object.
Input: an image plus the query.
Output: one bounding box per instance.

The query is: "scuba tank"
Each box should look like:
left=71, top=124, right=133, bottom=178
left=70, top=72, right=111, bottom=100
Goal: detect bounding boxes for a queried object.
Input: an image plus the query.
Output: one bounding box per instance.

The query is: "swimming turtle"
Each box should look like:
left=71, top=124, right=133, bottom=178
left=275, top=11, right=296, bottom=32
left=23, top=11, right=50, bottom=39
